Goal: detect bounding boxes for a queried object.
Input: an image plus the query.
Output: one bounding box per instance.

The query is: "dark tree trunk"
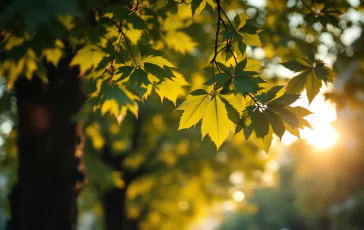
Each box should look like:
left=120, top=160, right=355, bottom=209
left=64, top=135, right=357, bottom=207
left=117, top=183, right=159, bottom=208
left=101, top=142, right=129, bottom=230
left=102, top=187, right=128, bottom=230
left=7, top=56, right=85, bottom=230
left=101, top=115, right=154, bottom=230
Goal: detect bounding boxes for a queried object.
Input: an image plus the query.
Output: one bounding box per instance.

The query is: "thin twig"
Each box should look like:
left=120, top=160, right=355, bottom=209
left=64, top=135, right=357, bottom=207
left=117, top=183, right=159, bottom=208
left=121, top=31, right=138, bottom=67
left=247, top=93, right=262, bottom=109
left=301, top=0, right=316, bottom=15
left=230, top=50, right=238, bottom=64
left=220, top=7, right=236, bottom=32
left=210, top=0, right=222, bottom=64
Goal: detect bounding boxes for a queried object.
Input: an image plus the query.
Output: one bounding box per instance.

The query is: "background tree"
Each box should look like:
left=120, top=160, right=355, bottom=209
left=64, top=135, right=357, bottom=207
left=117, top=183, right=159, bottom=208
left=79, top=93, right=269, bottom=230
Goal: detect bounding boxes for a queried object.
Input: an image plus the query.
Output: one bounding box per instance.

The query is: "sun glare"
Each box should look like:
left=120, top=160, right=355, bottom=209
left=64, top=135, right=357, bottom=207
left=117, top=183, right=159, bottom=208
left=281, top=87, right=339, bottom=150
left=305, top=125, right=339, bottom=150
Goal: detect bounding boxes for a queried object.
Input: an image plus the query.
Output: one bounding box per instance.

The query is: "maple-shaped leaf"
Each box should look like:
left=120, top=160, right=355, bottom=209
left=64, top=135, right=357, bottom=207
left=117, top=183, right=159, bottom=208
left=264, top=110, right=285, bottom=140
left=234, top=13, right=246, bottom=30
left=254, top=126, right=273, bottom=153
left=236, top=21, right=262, bottom=47
left=155, top=72, right=188, bottom=105
left=282, top=58, right=335, bottom=104
left=250, top=109, right=270, bottom=138
left=144, top=63, right=174, bottom=81
left=142, top=55, right=175, bottom=68
left=220, top=92, right=245, bottom=124
left=233, top=76, right=265, bottom=95
left=191, top=0, right=216, bottom=16
left=70, top=44, right=104, bottom=75
left=163, top=31, right=197, bottom=54
left=176, top=89, right=210, bottom=130
left=204, top=73, right=230, bottom=89
left=129, top=68, right=150, bottom=98
left=306, top=69, right=322, bottom=103
left=201, top=95, right=235, bottom=149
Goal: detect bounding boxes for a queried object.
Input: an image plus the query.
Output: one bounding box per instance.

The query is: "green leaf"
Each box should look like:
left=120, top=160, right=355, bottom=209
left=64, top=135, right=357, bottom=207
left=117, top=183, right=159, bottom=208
left=250, top=110, right=269, bottom=138
left=115, top=66, right=134, bottom=82
left=306, top=70, right=322, bottom=104
left=95, top=56, right=112, bottom=71
left=102, top=83, right=133, bottom=106
left=235, top=58, right=247, bottom=72
left=176, top=90, right=210, bottom=129
left=234, top=13, right=247, bottom=29
left=244, top=123, right=254, bottom=141
left=240, top=33, right=261, bottom=47
left=266, top=85, right=284, bottom=102
left=129, top=69, right=150, bottom=97
left=255, top=92, right=267, bottom=103
left=239, top=24, right=260, bottom=34
left=190, top=89, right=209, bottom=96
left=144, top=63, right=174, bottom=81
left=270, top=106, right=299, bottom=129
left=269, top=93, right=300, bottom=106
left=220, top=93, right=245, bottom=124
left=204, top=73, right=230, bottom=89
left=192, top=0, right=207, bottom=16
left=264, top=110, right=285, bottom=139
left=234, top=76, right=263, bottom=95
left=235, top=71, right=259, bottom=77
left=255, top=126, right=273, bottom=153
left=201, top=95, right=235, bottom=149
left=216, top=62, right=231, bottom=74
left=286, top=71, right=309, bottom=94
left=238, top=40, right=247, bottom=55
left=142, top=55, right=175, bottom=68
left=281, top=60, right=310, bottom=72
left=305, top=49, right=315, bottom=63
left=221, top=97, right=240, bottom=124
left=314, top=65, right=335, bottom=83
left=128, top=13, right=147, bottom=29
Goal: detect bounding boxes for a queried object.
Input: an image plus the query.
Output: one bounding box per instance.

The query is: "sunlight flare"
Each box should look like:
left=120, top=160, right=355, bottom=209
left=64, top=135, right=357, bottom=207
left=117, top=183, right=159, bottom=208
left=281, top=88, right=339, bottom=149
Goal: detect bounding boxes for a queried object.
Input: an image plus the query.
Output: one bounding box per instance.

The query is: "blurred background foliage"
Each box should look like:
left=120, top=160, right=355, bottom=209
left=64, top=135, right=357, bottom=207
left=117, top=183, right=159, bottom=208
left=1, top=0, right=364, bottom=229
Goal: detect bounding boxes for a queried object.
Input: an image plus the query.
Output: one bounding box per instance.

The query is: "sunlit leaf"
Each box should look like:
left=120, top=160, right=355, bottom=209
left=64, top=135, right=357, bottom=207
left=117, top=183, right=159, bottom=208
left=176, top=89, right=210, bottom=130
left=264, top=110, right=285, bottom=139
left=201, top=95, right=235, bottom=149
left=70, top=45, right=104, bottom=75
left=306, top=70, right=322, bottom=104
left=142, top=55, right=175, bottom=68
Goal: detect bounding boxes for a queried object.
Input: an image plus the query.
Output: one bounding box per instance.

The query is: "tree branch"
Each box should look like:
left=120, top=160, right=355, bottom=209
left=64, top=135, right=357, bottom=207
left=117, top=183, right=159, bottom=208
left=301, top=0, right=316, bottom=15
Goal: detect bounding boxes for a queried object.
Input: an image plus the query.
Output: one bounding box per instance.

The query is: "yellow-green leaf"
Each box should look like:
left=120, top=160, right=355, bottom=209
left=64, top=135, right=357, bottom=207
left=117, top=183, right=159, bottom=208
left=254, top=126, right=273, bottom=153
left=156, top=72, right=188, bottom=105
left=201, top=95, right=235, bottom=149
left=306, top=70, right=322, bottom=104
left=70, top=45, right=104, bottom=75
left=286, top=71, right=309, bottom=94
left=142, top=55, right=175, bottom=68
left=176, top=90, right=210, bottom=130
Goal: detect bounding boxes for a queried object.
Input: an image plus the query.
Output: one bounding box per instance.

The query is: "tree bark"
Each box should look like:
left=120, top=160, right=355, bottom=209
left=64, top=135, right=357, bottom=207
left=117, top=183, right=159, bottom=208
left=101, top=141, right=129, bottom=230
left=102, top=187, right=128, bottom=230
left=7, top=56, right=85, bottom=230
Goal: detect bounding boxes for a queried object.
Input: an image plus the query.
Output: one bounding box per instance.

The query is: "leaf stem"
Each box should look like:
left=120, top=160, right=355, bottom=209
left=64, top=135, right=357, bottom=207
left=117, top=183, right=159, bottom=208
left=247, top=93, right=262, bottom=109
